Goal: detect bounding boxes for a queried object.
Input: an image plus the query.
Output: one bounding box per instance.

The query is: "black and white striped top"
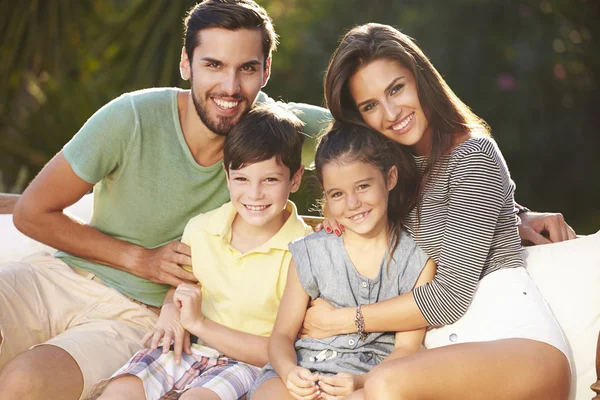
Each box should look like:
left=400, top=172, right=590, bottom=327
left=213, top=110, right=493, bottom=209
left=405, top=136, right=524, bottom=326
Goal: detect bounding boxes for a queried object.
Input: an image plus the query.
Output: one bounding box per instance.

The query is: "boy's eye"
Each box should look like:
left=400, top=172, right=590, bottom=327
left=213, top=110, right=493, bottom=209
left=390, top=83, right=404, bottom=95
left=234, top=177, right=247, bottom=182
left=265, top=177, right=279, bottom=182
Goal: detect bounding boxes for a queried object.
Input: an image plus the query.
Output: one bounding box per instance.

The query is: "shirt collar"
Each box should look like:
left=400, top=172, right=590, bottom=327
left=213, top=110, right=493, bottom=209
left=204, top=200, right=309, bottom=252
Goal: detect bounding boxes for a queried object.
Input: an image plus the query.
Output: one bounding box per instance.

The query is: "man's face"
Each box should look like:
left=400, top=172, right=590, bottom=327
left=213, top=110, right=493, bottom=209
left=181, top=27, right=270, bottom=136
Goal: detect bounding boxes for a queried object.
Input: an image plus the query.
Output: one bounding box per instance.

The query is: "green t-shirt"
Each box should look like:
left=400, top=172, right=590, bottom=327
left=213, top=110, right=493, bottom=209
left=57, top=88, right=331, bottom=307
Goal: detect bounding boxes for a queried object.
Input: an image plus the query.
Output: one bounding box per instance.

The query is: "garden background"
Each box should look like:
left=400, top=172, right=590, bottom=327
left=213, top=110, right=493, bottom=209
left=1, top=0, right=598, bottom=233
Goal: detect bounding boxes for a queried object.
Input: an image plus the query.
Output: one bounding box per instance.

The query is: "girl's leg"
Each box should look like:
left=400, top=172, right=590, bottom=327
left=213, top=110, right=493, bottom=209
left=364, top=339, right=570, bottom=400
left=96, top=375, right=146, bottom=400
left=250, top=377, right=297, bottom=400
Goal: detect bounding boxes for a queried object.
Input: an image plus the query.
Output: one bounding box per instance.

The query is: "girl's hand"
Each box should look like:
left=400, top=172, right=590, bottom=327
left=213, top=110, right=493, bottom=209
left=286, top=366, right=321, bottom=400
left=315, top=218, right=344, bottom=236
left=141, top=302, right=191, bottom=364
left=318, top=372, right=363, bottom=399
left=300, top=298, right=343, bottom=339
left=173, top=283, right=205, bottom=333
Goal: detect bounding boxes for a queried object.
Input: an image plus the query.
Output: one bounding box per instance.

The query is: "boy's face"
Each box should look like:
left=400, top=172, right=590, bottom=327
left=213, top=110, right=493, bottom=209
left=226, top=157, right=303, bottom=228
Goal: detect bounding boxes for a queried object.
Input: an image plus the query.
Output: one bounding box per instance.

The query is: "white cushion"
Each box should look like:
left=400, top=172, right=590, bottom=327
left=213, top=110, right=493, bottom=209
left=0, top=194, right=94, bottom=263
left=524, top=231, right=600, bottom=400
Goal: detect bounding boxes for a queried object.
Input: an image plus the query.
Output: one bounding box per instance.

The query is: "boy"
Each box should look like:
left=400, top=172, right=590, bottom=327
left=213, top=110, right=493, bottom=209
left=89, top=104, right=312, bottom=400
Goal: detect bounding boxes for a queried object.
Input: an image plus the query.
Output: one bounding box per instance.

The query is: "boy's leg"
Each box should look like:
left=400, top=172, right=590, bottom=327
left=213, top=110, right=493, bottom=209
left=179, top=360, right=261, bottom=400
left=95, top=375, right=146, bottom=400
left=179, top=387, right=221, bottom=400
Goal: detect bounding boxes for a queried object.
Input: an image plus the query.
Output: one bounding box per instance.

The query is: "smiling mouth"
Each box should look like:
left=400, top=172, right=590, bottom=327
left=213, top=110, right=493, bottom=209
left=391, top=112, right=415, bottom=131
left=213, top=98, right=240, bottom=110
left=349, top=210, right=370, bottom=222
left=245, top=204, right=270, bottom=212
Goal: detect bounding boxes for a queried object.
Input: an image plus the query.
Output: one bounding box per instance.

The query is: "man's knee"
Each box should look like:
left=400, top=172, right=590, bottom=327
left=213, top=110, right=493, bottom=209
left=0, top=345, right=83, bottom=400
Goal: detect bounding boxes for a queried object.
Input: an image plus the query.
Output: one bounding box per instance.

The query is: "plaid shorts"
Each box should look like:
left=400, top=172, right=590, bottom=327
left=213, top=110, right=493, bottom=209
left=88, top=344, right=260, bottom=400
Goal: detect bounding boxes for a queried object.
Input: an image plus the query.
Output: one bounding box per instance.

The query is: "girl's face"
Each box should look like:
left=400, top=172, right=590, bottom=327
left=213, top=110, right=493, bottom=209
left=348, top=58, right=432, bottom=156
left=322, top=159, right=397, bottom=237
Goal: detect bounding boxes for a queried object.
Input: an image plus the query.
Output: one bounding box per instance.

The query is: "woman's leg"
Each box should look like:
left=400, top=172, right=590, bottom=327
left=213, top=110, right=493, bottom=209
left=250, top=377, right=299, bottom=400
left=364, top=339, right=570, bottom=400
left=96, top=375, right=146, bottom=400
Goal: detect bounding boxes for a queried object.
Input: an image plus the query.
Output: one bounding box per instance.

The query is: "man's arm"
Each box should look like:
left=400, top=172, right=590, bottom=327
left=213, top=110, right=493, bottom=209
left=13, top=152, right=196, bottom=286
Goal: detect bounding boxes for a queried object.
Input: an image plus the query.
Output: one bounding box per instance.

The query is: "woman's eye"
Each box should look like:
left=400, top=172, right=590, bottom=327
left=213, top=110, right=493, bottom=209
left=390, top=83, right=404, bottom=95
left=362, top=103, right=376, bottom=112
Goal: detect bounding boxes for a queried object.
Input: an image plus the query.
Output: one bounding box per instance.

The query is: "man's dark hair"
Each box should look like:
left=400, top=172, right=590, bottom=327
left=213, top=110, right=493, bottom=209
left=183, top=0, right=278, bottom=64
left=224, top=104, right=305, bottom=177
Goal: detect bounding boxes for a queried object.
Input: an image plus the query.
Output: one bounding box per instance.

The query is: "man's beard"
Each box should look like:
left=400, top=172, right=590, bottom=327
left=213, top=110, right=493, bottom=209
left=191, top=87, right=250, bottom=137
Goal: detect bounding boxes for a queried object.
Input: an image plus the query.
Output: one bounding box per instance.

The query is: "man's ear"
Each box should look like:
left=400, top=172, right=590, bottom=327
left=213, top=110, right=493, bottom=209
left=261, top=57, right=272, bottom=87
left=290, top=165, right=305, bottom=193
left=386, top=165, right=398, bottom=191
left=180, top=47, right=191, bottom=81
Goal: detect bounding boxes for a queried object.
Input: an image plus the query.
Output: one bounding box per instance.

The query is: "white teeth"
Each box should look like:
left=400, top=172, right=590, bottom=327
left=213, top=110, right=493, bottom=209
left=246, top=205, right=268, bottom=211
left=214, top=99, right=239, bottom=109
left=351, top=211, right=368, bottom=221
left=392, top=113, right=414, bottom=131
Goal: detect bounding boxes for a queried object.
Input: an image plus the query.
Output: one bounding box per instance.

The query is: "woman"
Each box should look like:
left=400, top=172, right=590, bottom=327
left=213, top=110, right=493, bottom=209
left=308, top=23, right=572, bottom=399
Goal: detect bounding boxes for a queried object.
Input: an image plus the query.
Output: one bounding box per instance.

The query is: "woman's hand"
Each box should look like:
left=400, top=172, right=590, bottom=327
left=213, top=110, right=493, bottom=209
left=300, top=298, right=346, bottom=339
left=173, top=283, right=205, bottom=334
left=315, top=218, right=345, bottom=237
left=285, top=366, right=321, bottom=400
left=141, top=301, right=191, bottom=364
left=318, top=372, right=364, bottom=399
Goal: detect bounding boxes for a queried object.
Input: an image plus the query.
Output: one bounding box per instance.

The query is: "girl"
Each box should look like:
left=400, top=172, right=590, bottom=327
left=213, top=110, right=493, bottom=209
left=305, top=23, right=572, bottom=399
left=250, top=123, right=436, bottom=400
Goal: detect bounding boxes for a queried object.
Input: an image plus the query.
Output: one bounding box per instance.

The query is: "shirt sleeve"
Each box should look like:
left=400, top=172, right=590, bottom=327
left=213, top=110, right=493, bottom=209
left=288, top=237, right=320, bottom=299
left=62, top=93, right=138, bottom=184
left=412, top=149, right=507, bottom=326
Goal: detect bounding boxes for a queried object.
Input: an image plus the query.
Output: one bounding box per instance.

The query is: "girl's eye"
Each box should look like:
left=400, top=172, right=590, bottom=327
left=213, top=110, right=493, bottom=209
left=358, top=184, right=370, bottom=191
left=390, top=83, right=404, bottom=95
left=330, top=192, right=342, bottom=199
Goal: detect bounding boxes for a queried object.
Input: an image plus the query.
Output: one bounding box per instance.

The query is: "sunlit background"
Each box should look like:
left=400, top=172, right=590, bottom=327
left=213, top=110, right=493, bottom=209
left=1, top=0, right=598, bottom=233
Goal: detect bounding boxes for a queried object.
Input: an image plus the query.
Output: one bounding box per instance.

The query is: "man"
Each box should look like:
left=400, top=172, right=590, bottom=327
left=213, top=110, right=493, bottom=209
left=0, top=0, right=575, bottom=399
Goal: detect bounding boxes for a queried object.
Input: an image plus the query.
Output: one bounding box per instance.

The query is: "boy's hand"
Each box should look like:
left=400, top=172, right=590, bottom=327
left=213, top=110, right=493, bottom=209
left=141, top=302, right=191, bottom=364
left=318, top=372, right=363, bottom=399
left=285, top=366, right=321, bottom=400
left=173, top=283, right=205, bottom=333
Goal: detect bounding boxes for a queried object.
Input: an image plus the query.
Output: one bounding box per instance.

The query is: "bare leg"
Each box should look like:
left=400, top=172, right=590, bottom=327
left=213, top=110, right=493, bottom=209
left=180, top=387, right=222, bottom=400
left=364, top=339, right=570, bottom=400
left=96, top=375, right=146, bottom=400
left=250, top=377, right=297, bottom=400
left=0, top=345, right=83, bottom=400
left=344, top=388, right=365, bottom=399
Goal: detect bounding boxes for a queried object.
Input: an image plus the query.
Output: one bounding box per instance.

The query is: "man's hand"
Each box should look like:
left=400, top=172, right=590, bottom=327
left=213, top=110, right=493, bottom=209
left=300, top=298, right=342, bottom=339
left=285, top=366, right=321, bottom=400
left=173, top=283, right=205, bottom=333
left=132, top=241, right=197, bottom=286
left=141, top=302, right=191, bottom=364
left=318, top=372, right=363, bottom=399
left=518, top=211, right=577, bottom=246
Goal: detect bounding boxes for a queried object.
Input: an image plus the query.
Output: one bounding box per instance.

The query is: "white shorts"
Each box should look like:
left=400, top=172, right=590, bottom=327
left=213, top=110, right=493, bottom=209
left=424, top=267, right=573, bottom=373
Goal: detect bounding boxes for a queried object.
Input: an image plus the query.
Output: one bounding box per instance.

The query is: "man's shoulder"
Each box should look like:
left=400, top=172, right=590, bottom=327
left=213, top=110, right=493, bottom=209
left=123, top=87, right=180, bottom=109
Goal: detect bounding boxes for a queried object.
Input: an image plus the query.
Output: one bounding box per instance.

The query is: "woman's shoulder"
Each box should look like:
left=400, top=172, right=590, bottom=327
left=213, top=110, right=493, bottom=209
left=449, top=135, right=507, bottom=169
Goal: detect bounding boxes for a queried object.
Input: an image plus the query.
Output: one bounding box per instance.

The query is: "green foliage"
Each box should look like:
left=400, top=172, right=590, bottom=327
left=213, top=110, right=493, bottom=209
left=1, top=0, right=598, bottom=233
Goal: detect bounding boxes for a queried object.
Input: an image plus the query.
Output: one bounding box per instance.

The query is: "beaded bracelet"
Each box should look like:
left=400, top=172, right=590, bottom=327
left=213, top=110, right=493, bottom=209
left=354, top=304, right=368, bottom=342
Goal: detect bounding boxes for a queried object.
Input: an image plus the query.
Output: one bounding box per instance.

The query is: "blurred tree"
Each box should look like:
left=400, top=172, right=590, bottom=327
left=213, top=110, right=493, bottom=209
left=0, top=0, right=598, bottom=232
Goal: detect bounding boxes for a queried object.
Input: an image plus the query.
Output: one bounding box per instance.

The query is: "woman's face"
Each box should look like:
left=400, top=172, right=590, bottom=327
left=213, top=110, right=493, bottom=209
left=348, top=58, right=432, bottom=156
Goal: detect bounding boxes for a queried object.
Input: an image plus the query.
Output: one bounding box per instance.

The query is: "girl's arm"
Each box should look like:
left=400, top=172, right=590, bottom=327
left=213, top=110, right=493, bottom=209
left=269, top=259, right=312, bottom=379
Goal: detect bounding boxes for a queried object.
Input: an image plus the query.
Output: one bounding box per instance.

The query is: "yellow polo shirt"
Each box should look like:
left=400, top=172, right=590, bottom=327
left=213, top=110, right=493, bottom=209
left=181, top=200, right=312, bottom=337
